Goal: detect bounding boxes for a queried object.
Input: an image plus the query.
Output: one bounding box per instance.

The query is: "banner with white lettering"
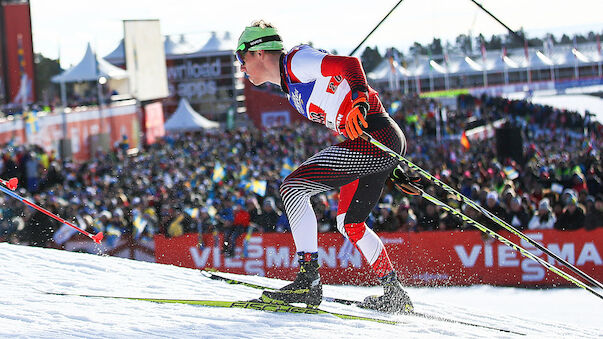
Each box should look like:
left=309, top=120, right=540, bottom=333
left=154, top=229, right=603, bottom=286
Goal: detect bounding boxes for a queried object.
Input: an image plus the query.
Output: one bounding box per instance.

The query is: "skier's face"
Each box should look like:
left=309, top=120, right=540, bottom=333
left=239, top=51, right=268, bottom=86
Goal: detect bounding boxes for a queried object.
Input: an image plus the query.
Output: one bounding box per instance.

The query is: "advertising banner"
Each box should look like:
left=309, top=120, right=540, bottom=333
left=2, top=2, right=35, bottom=104
left=0, top=101, right=139, bottom=161
left=243, top=80, right=306, bottom=129
left=155, top=228, right=603, bottom=286
left=164, top=52, right=236, bottom=121
left=123, top=20, right=169, bottom=101
left=143, top=101, right=165, bottom=144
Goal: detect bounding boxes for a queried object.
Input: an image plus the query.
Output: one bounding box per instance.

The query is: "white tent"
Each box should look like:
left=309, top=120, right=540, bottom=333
left=552, top=48, right=591, bottom=66
left=507, top=51, right=530, bottom=69
left=194, top=31, right=234, bottom=53
left=368, top=58, right=411, bottom=91
left=446, top=55, right=483, bottom=74
left=368, top=58, right=411, bottom=81
left=104, top=39, right=125, bottom=65
left=164, top=98, right=220, bottom=131
left=583, top=49, right=602, bottom=63
left=530, top=50, right=555, bottom=70
left=473, top=53, right=521, bottom=73
left=484, top=53, right=514, bottom=71
left=52, top=43, right=128, bottom=83
left=506, top=49, right=555, bottom=70
left=51, top=43, right=129, bottom=106
left=165, top=35, right=197, bottom=56
left=104, top=35, right=198, bottom=65
left=408, top=57, right=447, bottom=77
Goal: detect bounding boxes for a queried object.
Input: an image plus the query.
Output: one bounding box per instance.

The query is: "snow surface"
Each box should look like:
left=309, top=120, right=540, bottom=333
left=1, top=242, right=601, bottom=338
left=527, top=94, right=603, bottom=122
left=503, top=92, right=603, bottom=122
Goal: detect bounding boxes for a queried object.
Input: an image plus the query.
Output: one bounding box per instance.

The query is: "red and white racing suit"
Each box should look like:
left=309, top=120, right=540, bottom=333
left=279, top=45, right=406, bottom=278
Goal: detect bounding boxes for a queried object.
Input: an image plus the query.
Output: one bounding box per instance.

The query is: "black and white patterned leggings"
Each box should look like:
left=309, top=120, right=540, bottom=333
left=280, top=114, right=405, bottom=273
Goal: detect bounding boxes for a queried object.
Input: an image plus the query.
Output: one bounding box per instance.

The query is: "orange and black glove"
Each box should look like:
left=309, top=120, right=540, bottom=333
left=344, top=94, right=369, bottom=140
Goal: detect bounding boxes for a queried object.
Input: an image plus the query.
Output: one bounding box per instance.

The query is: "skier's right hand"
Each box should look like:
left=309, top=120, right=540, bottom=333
left=344, top=95, right=369, bottom=140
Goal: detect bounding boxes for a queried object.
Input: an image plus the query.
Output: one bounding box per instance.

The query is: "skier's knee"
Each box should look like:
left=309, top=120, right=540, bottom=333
left=337, top=217, right=366, bottom=244
left=279, top=179, right=295, bottom=204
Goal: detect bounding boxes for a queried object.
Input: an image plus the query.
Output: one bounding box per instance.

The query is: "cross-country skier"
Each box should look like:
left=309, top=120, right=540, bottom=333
left=236, top=20, right=414, bottom=313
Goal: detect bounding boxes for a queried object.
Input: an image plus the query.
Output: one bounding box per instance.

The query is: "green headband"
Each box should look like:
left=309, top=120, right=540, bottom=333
left=237, top=26, right=283, bottom=52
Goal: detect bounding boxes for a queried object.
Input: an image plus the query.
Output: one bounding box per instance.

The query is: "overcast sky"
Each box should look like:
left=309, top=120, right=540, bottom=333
left=30, top=0, right=603, bottom=68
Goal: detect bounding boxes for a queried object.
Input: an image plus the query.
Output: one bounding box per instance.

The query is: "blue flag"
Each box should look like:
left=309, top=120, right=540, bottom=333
left=244, top=179, right=267, bottom=197
left=212, top=162, right=225, bottom=182
left=132, top=210, right=148, bottom=239
left=24, top=111, right=39, bottom=137
left=280, top=157, right=295, bottom=177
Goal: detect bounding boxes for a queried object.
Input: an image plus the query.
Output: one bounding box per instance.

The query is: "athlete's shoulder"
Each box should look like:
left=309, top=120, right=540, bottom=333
left=287, top=44, right=329, bottom=59
left=285, top=45, right=329, bottom=83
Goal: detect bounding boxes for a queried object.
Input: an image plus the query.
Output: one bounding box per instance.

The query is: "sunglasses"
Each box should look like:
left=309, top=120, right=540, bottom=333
left=235, top=34, right=281, bottom=66
left=235, top=50, right=247, bottom=66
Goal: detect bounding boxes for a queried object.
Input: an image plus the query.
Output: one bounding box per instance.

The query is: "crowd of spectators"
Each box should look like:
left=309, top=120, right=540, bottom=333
left=0, top=92, right=600, bottom=253
left=0, top=84, right=119, bottom=119
left=0, top=124, right=338, bottom=249
left=374, top=90, right=601, bottom=233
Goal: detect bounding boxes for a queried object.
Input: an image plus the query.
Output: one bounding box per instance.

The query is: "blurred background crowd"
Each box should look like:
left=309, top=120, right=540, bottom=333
left=0, top=93, right=600, bottom=252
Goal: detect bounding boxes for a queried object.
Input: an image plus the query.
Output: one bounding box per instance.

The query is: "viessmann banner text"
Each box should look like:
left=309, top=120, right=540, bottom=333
left=155, top=228, right=603, bottom=286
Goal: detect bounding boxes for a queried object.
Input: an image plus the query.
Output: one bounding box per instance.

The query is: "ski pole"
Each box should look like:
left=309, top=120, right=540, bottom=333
left=360, top=132, right=603, bottom=293
left=391, top=180, right=603, bottom=300
left=0, top=177, right=18, bottom=190
left=0, top=184, right=103, bottom=243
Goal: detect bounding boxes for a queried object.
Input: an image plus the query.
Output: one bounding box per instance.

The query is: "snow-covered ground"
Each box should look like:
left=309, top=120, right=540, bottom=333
left=529, top=94, right=603, bottom=122
left=1, top=242, right=601, bottom=338
left=504, top=92, right=603, bottom=122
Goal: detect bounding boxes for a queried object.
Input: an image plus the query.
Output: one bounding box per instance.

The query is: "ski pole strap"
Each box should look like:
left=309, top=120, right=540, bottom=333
left=361, top=132, right=603, bottom=295
left=390, top=165, right=422, bottom=195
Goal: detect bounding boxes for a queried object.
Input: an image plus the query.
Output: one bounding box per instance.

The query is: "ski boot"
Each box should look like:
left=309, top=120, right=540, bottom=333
left=359, top=271, right=414, bottom=313
left=261, top=252, right=322, bottom=307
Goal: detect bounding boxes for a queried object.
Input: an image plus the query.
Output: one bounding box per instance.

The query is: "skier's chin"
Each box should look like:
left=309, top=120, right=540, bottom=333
left=249, top=78, right=264, bottom=86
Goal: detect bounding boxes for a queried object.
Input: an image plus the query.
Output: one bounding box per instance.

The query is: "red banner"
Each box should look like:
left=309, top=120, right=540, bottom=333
left=2, top=2, right=35, bottom=104
left=0, top=102, right=139, bottom=161
left=243, top=80, right=306, bottom=128
left=154, top=228, right=603, bottom=286
left=143, top=101, right=165, bottom=144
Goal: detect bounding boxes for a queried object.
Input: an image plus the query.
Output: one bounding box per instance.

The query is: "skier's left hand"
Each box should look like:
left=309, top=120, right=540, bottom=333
left=345, top=96, right=369, bottom=140
left=390, top=165, right=423, bottom=195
